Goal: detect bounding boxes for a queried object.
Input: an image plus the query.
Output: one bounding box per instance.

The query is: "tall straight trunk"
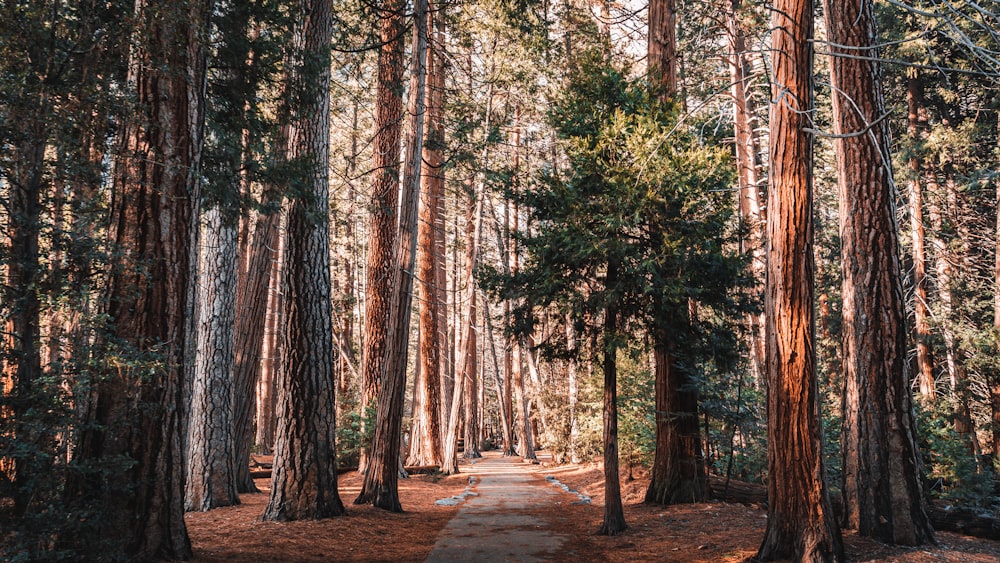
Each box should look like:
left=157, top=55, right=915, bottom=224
left=67, top=1, right=212, bottom=557
left=462, top=198, right=482, bottom=459
left=408, top=0, right=445, bottom=466
left=756, top=0, right=842, bottom=557
left=356, top=0, right=428, bottom=510
left=726, top=0, right=766, bottom=384
left=825, top=0, right=935, bottom=544
left=262, top=0, right=344, bottom=522
left=907, top=75, right=935, bottom=403
left=599, top=259, right=626, bottom=536
left=645, top=339, right=706, bottom=504
left=359, top=0, right=407, bottom=473
left=510, top=199, right=536, bottom=461
left=441, top=183, right=484, bottom=473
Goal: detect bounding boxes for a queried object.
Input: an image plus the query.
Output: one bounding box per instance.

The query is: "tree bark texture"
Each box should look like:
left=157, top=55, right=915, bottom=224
left=906, top=76, right=935, bottom=403
left=186, top=206, right=240, bottom=511
left=409, top=0, right=445, bottom=466
left=262, top=0, right=344, bottom=522
left=359, top=0, right=406, bottom=474
left=756, top=0, right=843, bottom=558
left=68, top=1, right=212, bottom=557
left=647, top=0, right=677, bottom=94
left=356, top=0, right=428, bottom=510
left=825, top=0, right=935, bottom=544
left=645, top=342, right=706, bottom=504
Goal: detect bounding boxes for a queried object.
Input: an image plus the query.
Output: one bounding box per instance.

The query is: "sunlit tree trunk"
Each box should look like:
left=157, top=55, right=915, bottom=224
left=356, top=0, right=428, bottom=510
left=262, top=0, right=345, bottom=522
left=359, top=0, right=407, bottom=474
left=825, top=0, right=935, bottom=544
left=462, top=197, right=482, bottom=459
left=756, top=0, right=842, bottom=557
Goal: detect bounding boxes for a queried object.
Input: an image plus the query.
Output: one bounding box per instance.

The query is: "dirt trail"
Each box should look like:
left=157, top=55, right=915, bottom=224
left=425, top=452, right=582, bottom=562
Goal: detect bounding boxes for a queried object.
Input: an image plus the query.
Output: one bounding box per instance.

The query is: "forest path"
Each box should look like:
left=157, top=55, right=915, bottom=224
left=424, top=452, right=580, bottom=562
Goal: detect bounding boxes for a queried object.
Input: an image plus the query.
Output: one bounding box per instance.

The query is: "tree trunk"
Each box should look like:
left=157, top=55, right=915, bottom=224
left=408, top=1, right=445, bottom=467
left=645, top=340, right=706, bottom=504
left=359, top=0, right=407, bottom=474
left=907, top=76, right=935, bottom=403
left=756, top=0, right=843, bottom=558
left=262, top=0, right=344, bottom=522
left=462, top=198, right=482, bottom=459
left=647, top=0, right=677, bottom=94
left=825, top=0, right=935, bottom=544
left=726, top=0, right=766, bottom=385
left=599, top=259, right=626, bottom=536
left=67, top=1, right=212, bottom=557
left=356, top=0, right=428, bottom=510
left=255, top=221, right=284, bottom=456
left=186, top=206, right=240, bottom=511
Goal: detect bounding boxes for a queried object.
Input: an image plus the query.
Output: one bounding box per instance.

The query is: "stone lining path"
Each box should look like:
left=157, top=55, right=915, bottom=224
left=425, top=453, right=577, bottom=562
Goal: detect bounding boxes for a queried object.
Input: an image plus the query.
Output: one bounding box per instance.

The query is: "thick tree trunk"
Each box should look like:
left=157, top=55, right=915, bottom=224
left=262, top=0, right=344, bottom=522
left=66, top=1, right=212, bottom=558
left=825, top=0, right=935, bottom=544
left=359, top=0, right=407, bottom=474
left=645, top=340, right=706, bottom=504
left=186, top=206, right=240, bottom=511
left=756, top=0, right=843, bottom=558
left=356, top=0, right=428, bottom=510
left=907, top=76, right=935, bottom=403
left=599, top=259, right=626, bottom=536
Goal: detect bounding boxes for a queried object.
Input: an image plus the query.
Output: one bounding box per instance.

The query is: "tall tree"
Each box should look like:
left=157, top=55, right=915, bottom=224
left=408, top=0, right=446, bottom=467
left=66, top=0, right=213, bottom=557
left=261, top=0, right=345, bottom=522
left=824, top=0, right=935, bottom=544
left=359, top=0, right=407, bottom=474
left=356, top=0, right=428, bottom=510
left=755, top=0, right=843, bottom=556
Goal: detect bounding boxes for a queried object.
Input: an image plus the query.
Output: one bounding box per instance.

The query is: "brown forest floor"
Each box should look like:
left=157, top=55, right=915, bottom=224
left=185, top=452, right=1000, bottom=562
